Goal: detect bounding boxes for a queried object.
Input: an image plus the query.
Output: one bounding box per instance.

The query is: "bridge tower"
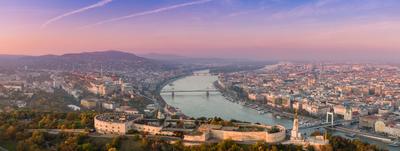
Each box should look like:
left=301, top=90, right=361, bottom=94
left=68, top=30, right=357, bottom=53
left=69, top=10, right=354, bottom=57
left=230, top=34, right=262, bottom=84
left=206, top=90, right=209, bottom=97
left=326, top=112, right=334, bottom=126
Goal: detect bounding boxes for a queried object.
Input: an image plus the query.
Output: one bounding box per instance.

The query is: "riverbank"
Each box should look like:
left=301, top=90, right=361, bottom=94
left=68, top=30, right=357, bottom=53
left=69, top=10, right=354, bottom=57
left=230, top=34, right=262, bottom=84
left=160, top=71, right=293, bottom=127
left=213, top=80, right=317, bottom=124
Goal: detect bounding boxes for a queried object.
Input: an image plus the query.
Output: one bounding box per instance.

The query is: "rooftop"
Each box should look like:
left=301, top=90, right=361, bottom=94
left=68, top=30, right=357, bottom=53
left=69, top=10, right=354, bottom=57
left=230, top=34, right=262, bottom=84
left=95, top=112, right=141, bottom=123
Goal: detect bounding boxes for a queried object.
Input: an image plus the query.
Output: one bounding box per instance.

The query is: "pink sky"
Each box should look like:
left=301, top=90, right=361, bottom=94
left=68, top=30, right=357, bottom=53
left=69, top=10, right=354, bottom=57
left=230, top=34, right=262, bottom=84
left=1, top=0, right=400, bottom=60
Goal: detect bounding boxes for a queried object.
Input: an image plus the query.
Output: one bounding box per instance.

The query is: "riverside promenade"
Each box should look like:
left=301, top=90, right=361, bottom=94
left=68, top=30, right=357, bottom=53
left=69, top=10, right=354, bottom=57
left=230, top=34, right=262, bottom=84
left=327, top=126, right=393, bottom=143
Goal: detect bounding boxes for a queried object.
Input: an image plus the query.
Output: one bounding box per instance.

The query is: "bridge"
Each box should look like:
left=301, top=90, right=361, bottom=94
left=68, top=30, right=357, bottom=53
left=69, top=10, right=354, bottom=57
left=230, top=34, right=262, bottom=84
left=287, top=111, right=358, bottom=132
left=287, top=119, right=356, bottom=132
left=299, top=121, right=347, bottom=130
left=160, top=89, right=219, bottom=96
left=192, top=72, right=211, bottom=76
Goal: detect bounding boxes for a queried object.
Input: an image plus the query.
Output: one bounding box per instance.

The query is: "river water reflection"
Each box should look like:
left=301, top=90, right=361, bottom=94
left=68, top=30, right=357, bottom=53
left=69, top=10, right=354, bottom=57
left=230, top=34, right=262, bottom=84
left=161, top=70, right=292, bottom=128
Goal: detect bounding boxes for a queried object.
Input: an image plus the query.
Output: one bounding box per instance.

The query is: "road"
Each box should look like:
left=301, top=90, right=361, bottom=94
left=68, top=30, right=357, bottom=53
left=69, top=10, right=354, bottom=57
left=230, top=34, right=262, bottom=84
left=327, top=126, right=393, bottom=143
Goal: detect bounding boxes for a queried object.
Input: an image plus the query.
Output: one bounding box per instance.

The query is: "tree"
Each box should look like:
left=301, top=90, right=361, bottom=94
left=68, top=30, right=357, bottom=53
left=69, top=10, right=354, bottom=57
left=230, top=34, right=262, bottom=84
left=320, top=145, right=333, bottom=151
left=59, top=137, right=79, bottom=151
left=80, top=112, right=96, bottom=128
left=5, top=125, right=17, bottom=139
left=16, top=140, right=41, bottom=151
left=228, top=143, right=243, bottom=151
left=251, top=142, right=267, bottom=151
left=111, top=136, right=121, bottom=148
left=108, top=148, right=117, bottom=151
left=30, top=131, right=45, bottom=145
left=140, top=138, right=149, bottom=150
left=81, top=143, right=94, bottom=151
left=172, top=140, right=184, bottom=151
left=216, top=139, right=236, bottom=151
left=15, top=131, right=26, bottom=141
left=271, top=145, right=279, bottom=151
left=66, top=112, right=78, bottom=121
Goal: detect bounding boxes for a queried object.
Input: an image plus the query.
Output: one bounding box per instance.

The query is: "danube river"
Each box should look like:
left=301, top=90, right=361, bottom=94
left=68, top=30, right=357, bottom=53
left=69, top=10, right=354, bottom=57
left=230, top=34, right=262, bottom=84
left=161, top=70, right=293, bottom=128
left=161, top=70, right=396, bottom=151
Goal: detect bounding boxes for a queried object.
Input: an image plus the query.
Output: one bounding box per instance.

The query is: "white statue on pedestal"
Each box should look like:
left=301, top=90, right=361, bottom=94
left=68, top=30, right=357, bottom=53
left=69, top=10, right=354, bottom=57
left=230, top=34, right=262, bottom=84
left=291, top=109, right=302, bottom=141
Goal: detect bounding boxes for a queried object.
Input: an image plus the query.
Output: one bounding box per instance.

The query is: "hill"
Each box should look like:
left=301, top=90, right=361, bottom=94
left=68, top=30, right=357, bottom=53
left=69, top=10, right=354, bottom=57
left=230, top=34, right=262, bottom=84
left=2, top=50, right=175, bottom=72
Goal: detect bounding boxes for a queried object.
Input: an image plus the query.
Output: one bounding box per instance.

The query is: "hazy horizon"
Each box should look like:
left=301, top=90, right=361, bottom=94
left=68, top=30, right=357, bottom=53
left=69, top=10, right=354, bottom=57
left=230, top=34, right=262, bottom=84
left=1, top=0, right=400, bottom=61
left=1, top=50, right=399, bottom=63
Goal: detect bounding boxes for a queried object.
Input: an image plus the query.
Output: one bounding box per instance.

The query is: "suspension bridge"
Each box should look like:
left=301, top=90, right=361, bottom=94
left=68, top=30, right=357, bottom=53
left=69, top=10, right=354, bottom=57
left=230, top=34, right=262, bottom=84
left=160, top=89, right=219, bottom=96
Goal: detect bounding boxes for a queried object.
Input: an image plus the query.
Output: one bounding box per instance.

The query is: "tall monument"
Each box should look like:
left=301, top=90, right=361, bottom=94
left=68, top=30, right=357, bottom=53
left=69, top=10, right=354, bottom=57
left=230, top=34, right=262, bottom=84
left=291, top=109, right=302, bottom=141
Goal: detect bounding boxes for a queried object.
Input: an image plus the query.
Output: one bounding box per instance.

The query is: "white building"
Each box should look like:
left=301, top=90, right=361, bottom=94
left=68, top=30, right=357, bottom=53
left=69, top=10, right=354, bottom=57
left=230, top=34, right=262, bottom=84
left=68, top=105, right=81, bottom=111
left=94, top=113, right=141, bottom=135
left=102, top=101, right=117, bottom=110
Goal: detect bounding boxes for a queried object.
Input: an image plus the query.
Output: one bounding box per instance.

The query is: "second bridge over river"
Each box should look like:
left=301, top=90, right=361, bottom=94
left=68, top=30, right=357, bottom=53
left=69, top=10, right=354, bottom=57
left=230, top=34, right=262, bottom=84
left=160, top=89, right=219, bottom=96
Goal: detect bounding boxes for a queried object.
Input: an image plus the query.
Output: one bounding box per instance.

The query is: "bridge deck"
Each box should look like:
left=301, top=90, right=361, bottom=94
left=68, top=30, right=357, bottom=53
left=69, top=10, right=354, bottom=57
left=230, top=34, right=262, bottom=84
left=287, top=119, right=356, bottom=131
left=161, top=90, right=219, bottom=93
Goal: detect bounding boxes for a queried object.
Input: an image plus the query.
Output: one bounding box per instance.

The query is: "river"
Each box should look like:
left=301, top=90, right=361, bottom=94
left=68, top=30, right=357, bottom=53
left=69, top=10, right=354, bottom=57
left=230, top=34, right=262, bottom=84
left=160, top=70, right=397, bottom=151
left=161, top=70, right=293, bottom=128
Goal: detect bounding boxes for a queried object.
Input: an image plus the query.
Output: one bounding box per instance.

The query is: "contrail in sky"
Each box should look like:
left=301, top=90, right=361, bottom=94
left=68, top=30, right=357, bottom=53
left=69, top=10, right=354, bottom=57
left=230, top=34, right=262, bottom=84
left=41, top=0, right=113, bottom=29
left=81, top=0, right=213, bottom=28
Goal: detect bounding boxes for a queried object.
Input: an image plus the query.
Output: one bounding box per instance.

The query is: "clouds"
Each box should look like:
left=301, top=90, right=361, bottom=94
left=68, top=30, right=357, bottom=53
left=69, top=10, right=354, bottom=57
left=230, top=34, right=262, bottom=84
left=270, top=0, right=392, bottom=20
left=41, top=0, right=113, bottom=29
left=270, top=0, right=340, bottom=19
left=5, top=0, right=400, bottom=61
left=81, top=0, right=213, bottom=28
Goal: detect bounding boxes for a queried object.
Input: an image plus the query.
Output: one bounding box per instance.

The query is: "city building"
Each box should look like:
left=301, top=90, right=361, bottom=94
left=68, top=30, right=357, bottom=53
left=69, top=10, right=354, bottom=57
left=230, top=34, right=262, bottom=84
left=186, top=124, right=286, bottom=143
left=81, top=98, right=99, bottom=109
left=94, top=113, right=142, bottom=135
left=94, top=113, right=286, bottom=143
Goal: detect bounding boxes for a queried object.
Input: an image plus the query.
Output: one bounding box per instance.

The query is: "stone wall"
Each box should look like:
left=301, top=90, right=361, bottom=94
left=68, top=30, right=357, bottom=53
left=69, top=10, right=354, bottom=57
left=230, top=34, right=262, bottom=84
left=211, top=130, right=266, bottom=142
left=94, top=118, right=132, bottom=135
left=209, top=125, right=286, bottom=143
left=184, top=132, right=210, bottom=142
left=133, top=123, right=162, bottom=135
left=265, top=130, right=286, bottom=143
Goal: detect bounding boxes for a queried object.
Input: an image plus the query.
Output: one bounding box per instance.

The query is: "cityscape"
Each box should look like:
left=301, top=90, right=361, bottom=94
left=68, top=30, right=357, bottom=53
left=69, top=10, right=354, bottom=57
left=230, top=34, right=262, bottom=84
left=1, top=0, right=400, bottom=151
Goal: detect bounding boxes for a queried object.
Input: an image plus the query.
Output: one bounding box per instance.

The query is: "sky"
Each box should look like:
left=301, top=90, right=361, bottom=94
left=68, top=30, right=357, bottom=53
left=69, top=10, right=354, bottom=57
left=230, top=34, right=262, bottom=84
left=1, top=0, right=400, bottom=61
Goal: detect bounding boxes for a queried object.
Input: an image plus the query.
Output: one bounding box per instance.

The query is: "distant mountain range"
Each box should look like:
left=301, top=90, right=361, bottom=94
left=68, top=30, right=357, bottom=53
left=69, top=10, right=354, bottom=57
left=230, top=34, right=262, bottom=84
left=0, top=51, right=174, bottom=72
left=139, top=53, right=189, bottom=61
left=0, top=50, right=273, bottom=71
left=139, top=53, right=265, bottom=65
left=0, top=54, right=28, bottom=60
